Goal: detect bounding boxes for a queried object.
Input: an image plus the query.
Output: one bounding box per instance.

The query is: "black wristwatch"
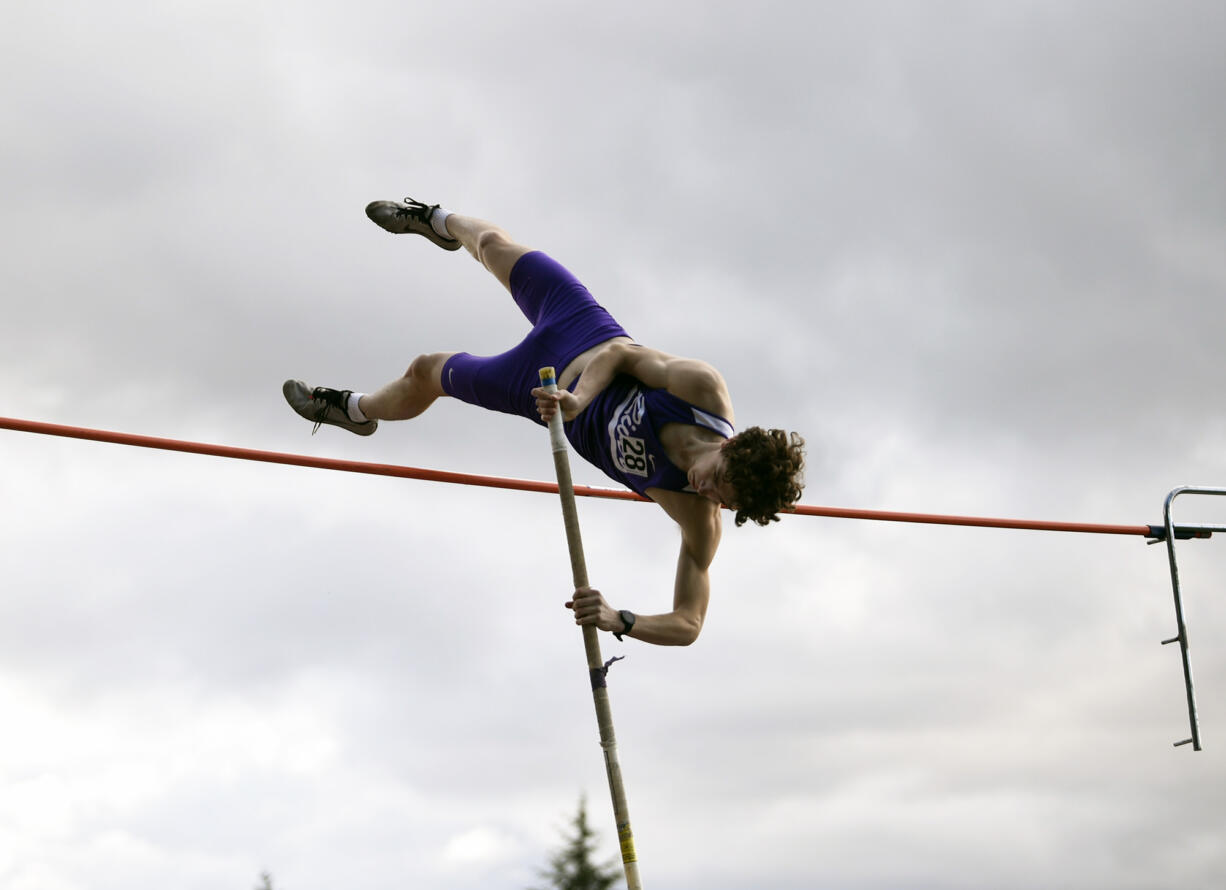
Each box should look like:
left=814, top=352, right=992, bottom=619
left=614, top=609, right=636, bottom=641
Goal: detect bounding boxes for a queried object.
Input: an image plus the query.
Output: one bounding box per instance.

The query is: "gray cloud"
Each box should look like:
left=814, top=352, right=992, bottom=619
left=2, top=1, right=1225, bottom=889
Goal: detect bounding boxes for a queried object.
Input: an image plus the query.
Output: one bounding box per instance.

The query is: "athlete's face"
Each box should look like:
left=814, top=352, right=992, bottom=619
left=689, top=450, right=738, bottom=507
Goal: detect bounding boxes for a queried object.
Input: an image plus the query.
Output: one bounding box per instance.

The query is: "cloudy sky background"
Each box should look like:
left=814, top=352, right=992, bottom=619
left=2, top=1, right=1225, bottom=888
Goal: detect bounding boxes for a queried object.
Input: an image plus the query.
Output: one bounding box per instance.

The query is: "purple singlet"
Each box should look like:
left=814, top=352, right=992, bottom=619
left=565, top=375, right=735, bottom=497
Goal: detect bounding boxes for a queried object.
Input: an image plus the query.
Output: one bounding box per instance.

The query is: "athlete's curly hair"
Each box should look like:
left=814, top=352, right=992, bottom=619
left=721, top=427, right=806, bottom=527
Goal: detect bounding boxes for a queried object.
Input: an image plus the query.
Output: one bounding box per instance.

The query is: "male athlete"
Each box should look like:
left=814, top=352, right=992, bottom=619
left=285, top=197, right=805, bottom=646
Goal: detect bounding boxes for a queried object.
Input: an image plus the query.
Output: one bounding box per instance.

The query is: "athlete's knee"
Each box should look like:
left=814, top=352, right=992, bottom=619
left=473, top=226, right=514, bottom=265
left=407, top=352, right=451, bottom=389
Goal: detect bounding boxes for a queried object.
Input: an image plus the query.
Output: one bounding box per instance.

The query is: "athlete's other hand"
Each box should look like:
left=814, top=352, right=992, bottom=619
left=566, top=587, right=620, bottom=632
left=532, top=387, right=582, bottom=423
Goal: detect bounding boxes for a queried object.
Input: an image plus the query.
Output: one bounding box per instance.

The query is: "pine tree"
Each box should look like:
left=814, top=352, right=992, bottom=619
left=532, top=796, right=623, bottom=890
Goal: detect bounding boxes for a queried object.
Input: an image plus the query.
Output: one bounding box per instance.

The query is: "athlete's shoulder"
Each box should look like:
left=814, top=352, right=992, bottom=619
left=620, top=345, right=732, bottom=421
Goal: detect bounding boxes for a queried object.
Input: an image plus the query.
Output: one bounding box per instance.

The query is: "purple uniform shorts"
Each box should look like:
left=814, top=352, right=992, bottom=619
left=440, top=251, right=630, bottom=425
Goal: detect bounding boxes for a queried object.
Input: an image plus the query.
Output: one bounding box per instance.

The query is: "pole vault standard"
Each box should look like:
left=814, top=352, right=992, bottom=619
left=536, top=368, right=642, bottom=890
left=0, top=413, right=1214, bottom=750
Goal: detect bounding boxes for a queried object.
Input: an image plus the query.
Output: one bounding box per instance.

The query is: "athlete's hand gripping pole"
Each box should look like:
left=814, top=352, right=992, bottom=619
left=538, top=367, right=643, bottom=890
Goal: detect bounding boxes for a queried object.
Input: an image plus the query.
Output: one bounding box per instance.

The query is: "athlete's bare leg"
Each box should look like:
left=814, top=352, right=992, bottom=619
left=443, top=213, right=534, bottom=292
left=290, top=202, right=552, bottom=430
left=353, top=351, right=452, bottom=421
left=358, top=214, right=537, bottom=420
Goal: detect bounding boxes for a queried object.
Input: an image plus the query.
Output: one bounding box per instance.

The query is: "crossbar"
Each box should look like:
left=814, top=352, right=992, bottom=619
left=0, top=416, right=1185, bottom=539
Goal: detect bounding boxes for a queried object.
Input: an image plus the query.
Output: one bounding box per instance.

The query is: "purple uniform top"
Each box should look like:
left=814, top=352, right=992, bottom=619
left=440, top=251, right=735, bottom=497
left=566, top=373, right=736, bottom=497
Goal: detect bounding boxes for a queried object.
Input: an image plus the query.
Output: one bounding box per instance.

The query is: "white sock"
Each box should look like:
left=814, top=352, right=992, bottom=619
left=430, top=207, right=454, bottom=239
left=347, top=392, right=369, bottom=423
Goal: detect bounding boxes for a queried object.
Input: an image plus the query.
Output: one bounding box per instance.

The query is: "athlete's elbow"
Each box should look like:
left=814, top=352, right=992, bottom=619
left=674, top=616, right=703, bottom=646
left=601, top=340, right=633, bottom=367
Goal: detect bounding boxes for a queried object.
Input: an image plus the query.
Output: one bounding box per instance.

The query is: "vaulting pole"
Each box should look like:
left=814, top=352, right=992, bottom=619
left=537, top=367, right=643, bottom=890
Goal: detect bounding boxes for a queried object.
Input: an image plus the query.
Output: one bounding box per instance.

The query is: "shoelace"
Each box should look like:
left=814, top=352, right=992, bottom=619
left=397, top=197, right=439, bottom=220
left=309, top=402, right=328, bottom=435
left=309, top=388, right=343, bottom=435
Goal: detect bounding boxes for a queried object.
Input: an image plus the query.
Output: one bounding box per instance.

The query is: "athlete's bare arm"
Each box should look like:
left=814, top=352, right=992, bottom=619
left=533, top=341, right=734, bottom=426
left=568, top=491, right=720, bottom=646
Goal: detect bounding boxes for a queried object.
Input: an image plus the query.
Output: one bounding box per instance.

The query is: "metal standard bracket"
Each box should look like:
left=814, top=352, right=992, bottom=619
left=1157, top=486, right=1226, bottom=751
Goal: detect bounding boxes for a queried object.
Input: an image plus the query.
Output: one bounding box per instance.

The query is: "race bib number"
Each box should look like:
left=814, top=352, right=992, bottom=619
left=618, top=434, right=649, bottom=476
left=608, top=389, right=651, bottom=478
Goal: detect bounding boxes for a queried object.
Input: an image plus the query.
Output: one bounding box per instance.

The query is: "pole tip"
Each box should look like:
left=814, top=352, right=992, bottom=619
left=539, top=366, right=557, bottom=386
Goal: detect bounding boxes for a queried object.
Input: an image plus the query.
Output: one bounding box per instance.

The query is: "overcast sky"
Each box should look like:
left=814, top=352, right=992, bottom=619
left=2, top=2, right=1225, bottom=888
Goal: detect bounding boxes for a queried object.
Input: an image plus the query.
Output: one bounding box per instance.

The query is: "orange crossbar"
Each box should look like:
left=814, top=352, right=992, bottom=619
left=0, top=415, right=1155, bottom=537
